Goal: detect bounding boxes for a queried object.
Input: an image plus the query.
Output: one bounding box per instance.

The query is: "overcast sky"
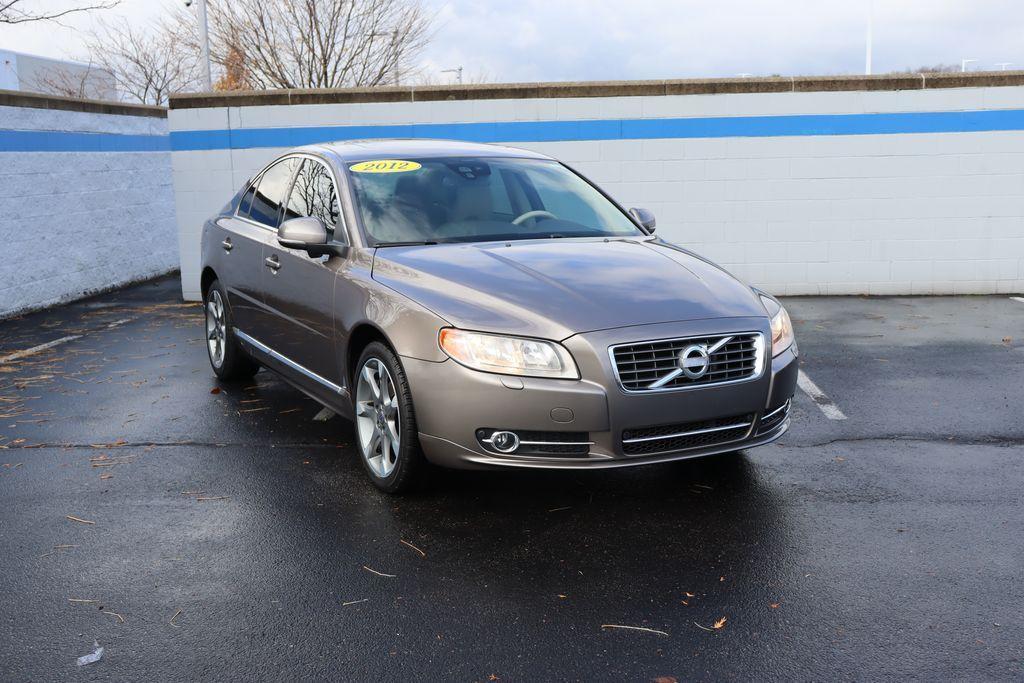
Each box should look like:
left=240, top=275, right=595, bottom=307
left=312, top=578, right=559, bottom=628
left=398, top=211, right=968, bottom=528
left=2, top=0, right=1022, bottom=84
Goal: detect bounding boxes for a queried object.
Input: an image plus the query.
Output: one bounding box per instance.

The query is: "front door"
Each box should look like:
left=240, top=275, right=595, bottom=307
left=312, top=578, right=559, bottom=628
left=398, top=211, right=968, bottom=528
left=260, top=157, right=346, bottom=392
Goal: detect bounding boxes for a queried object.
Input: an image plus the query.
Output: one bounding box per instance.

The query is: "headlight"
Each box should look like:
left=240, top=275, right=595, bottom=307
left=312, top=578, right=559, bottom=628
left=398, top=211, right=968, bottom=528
left=438, top=328, right=579, bottom=379
left=760, top=295, right=795, bottom=357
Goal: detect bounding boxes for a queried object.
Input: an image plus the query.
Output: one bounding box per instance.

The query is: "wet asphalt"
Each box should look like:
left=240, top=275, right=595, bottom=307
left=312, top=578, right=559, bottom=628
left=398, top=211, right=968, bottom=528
left=0, top=275, right=1022, bottom=681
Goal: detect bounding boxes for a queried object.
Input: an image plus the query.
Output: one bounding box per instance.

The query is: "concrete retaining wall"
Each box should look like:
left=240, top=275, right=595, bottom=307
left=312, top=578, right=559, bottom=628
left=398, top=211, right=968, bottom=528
left=0, top=91, right=176, bottom=318
left=160, top=74, right=1024, bottom=298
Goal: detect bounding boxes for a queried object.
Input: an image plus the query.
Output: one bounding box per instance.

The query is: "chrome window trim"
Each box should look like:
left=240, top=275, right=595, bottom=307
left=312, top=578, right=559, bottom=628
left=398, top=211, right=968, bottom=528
left=287, top=154, right=351, bottom=246
left=232, top=152, right=353, bottom=246
left=235, top=329, right=345, bottom=394
left=234, top=156, right=299, bottom=229
left=608, top=331, right=765, bottom=394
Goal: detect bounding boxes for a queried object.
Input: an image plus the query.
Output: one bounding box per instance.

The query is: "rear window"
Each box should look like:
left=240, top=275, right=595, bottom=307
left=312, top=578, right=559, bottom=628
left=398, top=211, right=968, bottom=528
left=245, top=158, right=299, bottom=228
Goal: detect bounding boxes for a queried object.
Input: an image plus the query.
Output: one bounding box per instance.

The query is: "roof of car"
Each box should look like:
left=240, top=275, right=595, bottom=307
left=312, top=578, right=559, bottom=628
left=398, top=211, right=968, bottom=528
left=305, top=139, right=553, bottom=163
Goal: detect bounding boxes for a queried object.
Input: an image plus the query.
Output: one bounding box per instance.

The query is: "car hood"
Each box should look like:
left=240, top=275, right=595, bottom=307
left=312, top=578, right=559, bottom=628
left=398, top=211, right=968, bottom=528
left=371, top=238, right=767, bottom=340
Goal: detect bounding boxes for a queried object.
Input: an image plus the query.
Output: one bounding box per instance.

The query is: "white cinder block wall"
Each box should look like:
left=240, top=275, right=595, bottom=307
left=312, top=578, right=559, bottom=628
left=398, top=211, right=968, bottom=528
left=169, top=76, right=1024, bottom=299
left=0, top=92, right=177, bottom=317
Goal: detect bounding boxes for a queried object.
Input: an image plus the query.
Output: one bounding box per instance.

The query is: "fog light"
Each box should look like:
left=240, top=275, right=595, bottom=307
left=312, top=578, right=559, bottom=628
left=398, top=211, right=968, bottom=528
left=490, top=430, right=520, bottom=453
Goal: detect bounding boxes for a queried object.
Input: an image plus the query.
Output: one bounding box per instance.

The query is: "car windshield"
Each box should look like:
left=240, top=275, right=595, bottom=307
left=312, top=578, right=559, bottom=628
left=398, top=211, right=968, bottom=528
left=345, top=156, right=643, bottom=245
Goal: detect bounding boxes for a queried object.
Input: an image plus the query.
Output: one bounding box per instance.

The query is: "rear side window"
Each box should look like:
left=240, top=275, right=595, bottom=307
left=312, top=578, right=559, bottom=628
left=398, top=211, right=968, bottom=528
left=284, top=159, right=342, bottom=235
left=238, top=182, right=257, bottom=216
left=246, top=157, right=299, bottom=228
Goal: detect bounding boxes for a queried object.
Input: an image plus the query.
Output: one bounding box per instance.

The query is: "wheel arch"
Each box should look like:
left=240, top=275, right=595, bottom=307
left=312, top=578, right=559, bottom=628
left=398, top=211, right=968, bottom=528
left=346, top=323, right=394, bottom=386
left=200, top=267, right=218, bottom=300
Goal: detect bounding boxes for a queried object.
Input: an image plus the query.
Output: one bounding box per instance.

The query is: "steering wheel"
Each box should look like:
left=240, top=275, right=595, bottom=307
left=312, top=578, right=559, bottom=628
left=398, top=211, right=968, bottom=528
left=511, top=210, right=557, bottom=225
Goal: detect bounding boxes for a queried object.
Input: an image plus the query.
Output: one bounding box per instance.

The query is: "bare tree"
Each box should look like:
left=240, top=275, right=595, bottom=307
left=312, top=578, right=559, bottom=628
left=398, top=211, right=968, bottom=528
left=173, top=0, right=433, bottom=90
left=0, top=0, right=119, bottom=24
left=902, top=64, right=960, bottom=74
left=22, top=62, right=115, bottom=100
left=78, top=18, right=203, bottom=105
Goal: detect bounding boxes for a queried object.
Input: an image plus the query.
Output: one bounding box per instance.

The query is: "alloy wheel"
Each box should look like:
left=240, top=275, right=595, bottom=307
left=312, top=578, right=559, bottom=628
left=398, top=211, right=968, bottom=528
left=206, top=289, right=226, bottom=368
left=355, top=358, right=401, bottom=478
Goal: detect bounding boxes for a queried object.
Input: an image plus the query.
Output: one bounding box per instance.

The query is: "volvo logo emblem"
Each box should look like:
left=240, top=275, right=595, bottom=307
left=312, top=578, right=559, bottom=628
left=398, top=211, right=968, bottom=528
left=678, top=344, right=710, bottom=379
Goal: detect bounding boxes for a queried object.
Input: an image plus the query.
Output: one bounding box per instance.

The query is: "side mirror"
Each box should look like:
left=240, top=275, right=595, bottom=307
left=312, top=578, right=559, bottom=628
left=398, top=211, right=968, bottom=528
left=629, top=207, right=656, bottom=232
left=278, top=216, right=338, bottom=256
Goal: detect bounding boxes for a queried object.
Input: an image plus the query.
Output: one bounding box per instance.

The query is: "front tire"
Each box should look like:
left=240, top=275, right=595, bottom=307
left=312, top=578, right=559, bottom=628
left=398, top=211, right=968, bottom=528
left=353, top=342, right=425, bottom=493
left=204, top=279, right=259, bottom=381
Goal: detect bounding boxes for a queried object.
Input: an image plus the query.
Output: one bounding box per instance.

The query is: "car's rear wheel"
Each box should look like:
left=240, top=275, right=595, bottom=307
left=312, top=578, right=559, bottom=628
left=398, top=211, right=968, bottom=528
left=204, top=279, right=259, bottom=381
left=354, top=342, right=425, bottom=493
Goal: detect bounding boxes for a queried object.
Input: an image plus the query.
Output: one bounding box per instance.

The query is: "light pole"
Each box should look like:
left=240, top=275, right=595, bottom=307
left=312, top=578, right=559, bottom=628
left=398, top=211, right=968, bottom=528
left=995, top=62, right=1013, bottom=71
left=961, top=58, right=977, bottom=73
left=865, top=0, right=873, bottom=75
left=191, top=0, right=212, bottom=91
left=441, top=66, right=463, bottom=85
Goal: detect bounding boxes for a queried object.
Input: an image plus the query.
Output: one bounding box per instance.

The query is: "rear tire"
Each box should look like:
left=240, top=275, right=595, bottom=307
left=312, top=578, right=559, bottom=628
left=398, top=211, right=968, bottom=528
left=204, top=279, right=259, bottom=381
left=353, top=341, right=426, bottom=494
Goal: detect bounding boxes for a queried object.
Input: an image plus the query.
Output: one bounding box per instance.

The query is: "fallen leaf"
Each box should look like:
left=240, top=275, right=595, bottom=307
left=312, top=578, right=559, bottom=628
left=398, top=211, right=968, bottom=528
left=713, top=616, right=727, bottom=630
left=653, top=677, right=678, bottom=683
left=770, top=603, right=781, bottom=609
left=210, top=387, right=221, bottom=394
left=66, top=515, right=95, bottom=525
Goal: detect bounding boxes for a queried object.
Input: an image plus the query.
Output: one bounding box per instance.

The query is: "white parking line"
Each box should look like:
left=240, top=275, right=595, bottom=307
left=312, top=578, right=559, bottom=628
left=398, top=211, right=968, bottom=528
left=1010, top=297, right=1024, bottom=304
left=797, top=370, right=847, bottom=421
left=0, top=335, right=83, bottom=364
left=0, top=317, right=135, bottom=365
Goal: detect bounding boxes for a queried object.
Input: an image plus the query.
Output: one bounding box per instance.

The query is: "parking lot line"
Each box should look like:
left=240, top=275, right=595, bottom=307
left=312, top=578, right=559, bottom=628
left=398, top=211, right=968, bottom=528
left=0, top=335, right=83, bottom=364
left=797, top=370, right=848, bottom=420
left=1011, top=296, right=1024, bottom=304
left=0, top=317, right=134, bottom=365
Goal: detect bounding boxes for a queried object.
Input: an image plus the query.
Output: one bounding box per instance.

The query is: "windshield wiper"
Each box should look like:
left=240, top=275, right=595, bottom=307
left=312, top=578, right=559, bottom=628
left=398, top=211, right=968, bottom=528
left=374, top=240, right=439, bottom=247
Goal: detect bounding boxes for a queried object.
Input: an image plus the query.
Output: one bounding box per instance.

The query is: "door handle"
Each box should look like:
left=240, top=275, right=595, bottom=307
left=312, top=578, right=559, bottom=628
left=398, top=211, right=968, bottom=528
left=221, top=238, right=233, bottom=252
left=264, top=255, right=281, bottom=271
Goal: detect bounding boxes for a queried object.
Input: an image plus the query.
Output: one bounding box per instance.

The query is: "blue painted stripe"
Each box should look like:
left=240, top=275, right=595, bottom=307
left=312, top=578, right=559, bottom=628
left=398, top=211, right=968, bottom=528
left=169, top=108, right=1024, bottom=152
left=0, top=129, right=169, bottom=152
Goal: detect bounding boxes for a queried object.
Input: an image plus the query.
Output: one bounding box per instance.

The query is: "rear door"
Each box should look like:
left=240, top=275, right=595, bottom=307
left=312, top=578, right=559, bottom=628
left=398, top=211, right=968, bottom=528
left=219, top=157, right=299, bottom=336
left=260, top=156, right=347, bottom=389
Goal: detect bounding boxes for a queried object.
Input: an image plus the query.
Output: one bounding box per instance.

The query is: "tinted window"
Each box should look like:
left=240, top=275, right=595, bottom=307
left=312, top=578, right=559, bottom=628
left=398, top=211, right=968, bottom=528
left=247, top=158, right=299, bottom=228
left=284, top=159, right=342, bottom=235
left=238, top=182, right=257, bottom=216
left=346, top=157, right=641, bottom=245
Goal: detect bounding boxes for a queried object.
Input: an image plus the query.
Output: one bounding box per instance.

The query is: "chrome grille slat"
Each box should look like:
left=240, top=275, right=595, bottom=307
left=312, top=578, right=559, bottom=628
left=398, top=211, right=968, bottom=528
left=610, top=333, right=763, bottom=392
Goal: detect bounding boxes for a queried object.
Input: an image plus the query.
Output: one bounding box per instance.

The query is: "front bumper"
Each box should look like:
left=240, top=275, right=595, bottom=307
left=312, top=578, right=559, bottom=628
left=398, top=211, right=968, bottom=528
left=404, top=317, right=798, bottom=470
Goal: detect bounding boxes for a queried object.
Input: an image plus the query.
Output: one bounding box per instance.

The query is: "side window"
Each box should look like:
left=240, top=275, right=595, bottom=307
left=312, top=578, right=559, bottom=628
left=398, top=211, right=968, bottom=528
left=285, top=159, right=343, bottom=238
left=238, top=179, right=258, bottom=216
left=247, top=157, right=299, bottom=228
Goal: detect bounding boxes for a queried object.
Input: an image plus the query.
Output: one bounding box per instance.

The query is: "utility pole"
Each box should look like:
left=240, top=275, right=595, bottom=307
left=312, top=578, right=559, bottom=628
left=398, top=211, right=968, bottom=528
left=194, top=0, right=212, bottom=90
left=865, top=0, right=873, bottom=75
left=961, top=58, right=977, bottom=72
left=392, top=29, right=400, bottom=85
left=441, top=66, right=463, bottom=85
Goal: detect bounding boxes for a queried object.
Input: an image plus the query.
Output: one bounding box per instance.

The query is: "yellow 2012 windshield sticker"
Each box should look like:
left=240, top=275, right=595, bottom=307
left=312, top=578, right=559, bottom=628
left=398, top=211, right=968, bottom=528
left=349, top=160, right=422, bottom=173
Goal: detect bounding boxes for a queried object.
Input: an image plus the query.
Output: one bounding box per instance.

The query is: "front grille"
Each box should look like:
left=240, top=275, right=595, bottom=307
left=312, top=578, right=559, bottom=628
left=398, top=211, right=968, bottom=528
left=621, top=414, right=753, bottom=456
left=476, top=429, right=591, bottom=457
left=611, top=333, right=762, bottom=392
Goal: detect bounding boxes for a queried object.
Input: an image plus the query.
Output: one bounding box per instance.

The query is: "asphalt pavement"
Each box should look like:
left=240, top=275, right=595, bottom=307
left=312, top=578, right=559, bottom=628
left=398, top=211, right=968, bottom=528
left=0, top=275, right=1022, bottom=681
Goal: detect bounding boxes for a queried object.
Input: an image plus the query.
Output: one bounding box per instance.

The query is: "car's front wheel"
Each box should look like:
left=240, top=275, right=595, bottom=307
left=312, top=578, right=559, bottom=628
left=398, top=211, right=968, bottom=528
left=353, top=342, right=425, bottom=493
